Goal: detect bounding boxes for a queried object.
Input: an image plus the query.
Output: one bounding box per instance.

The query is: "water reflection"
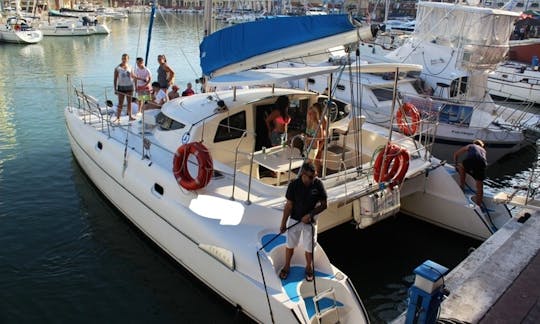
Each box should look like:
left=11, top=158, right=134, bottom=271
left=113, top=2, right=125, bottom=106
left=487, top=144, right=538, bottom=190
left=0, top=94, right=17, bottom=170
left=18, top=44, right=44, bottom=59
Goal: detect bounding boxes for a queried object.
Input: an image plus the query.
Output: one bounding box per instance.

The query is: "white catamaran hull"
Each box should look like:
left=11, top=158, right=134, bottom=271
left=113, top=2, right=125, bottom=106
left=65, top=108, right=370, bottom=324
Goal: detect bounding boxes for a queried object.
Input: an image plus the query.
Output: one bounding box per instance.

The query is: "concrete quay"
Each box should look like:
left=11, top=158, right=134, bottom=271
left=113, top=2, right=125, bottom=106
left=393, top=208, right=540, bottom=323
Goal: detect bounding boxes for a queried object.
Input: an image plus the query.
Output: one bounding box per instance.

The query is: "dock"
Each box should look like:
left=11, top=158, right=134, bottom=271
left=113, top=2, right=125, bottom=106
left=392, top=207, right=540, bottom=323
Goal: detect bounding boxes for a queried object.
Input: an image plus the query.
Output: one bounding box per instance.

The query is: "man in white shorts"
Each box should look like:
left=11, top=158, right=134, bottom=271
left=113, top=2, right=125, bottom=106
left=279, top=162, right=327, bottom=281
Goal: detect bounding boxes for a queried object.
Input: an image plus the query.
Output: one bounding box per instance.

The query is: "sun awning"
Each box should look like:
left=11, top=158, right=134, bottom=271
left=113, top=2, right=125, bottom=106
left=206, top=66, right=340, bottom=87
left=206, top=63, right=422, bottom=87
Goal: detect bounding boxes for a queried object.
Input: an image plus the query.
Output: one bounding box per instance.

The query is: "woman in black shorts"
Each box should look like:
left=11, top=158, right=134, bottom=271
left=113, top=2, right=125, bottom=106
left=113, top=53, right=135, bottom=121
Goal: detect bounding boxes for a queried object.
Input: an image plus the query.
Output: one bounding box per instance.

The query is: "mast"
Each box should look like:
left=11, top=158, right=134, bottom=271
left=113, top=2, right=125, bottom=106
left=144, top=1, right=158, bottom=64
left=204, top=0, right=213, bottom=36
left=384, top=0, right=389, bottom=23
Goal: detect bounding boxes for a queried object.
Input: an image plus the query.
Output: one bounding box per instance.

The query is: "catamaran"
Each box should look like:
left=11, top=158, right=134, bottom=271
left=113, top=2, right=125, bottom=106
left=65, top=14, right=515, bottom=323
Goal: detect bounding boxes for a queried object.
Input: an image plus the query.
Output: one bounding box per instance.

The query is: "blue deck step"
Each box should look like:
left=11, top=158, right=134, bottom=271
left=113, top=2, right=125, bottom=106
left=261, top=235, right=345, bottom=318
left=261, top=233, right=286, bottom=253
left=304, top=296, right=343, bottom=320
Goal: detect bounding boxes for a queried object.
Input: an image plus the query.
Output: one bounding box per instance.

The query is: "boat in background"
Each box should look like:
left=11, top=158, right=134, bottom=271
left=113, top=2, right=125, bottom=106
left=507, top=38, right=540, bottom=64
left=95, top=7, right=129, bottom=20
left=358, top=1, right=540, bottom=164
left=47, top=9, right=80, bottom=19
left=38, top=17, right=110, bottom=36
left=488, top=60, right=540, bottom=104
left=0, top=16, right=42, bottom=44
left=486, top=16, right=540, bottom=104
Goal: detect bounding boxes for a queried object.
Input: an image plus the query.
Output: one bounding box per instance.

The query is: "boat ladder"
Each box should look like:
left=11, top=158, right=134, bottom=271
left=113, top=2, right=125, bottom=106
left=313, top=287, right=341, bottom=324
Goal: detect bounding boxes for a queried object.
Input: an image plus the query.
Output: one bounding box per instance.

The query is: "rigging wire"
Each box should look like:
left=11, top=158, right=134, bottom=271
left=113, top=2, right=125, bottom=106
left=158, top=10, right=202, bottom=79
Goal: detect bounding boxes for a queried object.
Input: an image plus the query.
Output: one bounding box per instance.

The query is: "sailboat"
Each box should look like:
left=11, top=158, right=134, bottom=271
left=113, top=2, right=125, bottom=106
left=64, top=13, right=514, bottom=323
left=0, top=15, right=42, bottom=44
left=38, top=15, right=110, bottom=36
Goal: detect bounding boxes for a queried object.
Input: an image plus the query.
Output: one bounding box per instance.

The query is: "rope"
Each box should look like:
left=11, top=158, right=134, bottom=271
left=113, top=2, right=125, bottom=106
left=122, top=124, right=130, bottom=177
left=256, top=251, right=275, bottom=324
left=463, top=180, right=498, bottom=230
left=134, top=10, right=145, bottom=59
left=155, top=8, right=200, bottom=79
left=310, top=222, right=319, bottom=309
left=256, top=220, right=301, bottom=324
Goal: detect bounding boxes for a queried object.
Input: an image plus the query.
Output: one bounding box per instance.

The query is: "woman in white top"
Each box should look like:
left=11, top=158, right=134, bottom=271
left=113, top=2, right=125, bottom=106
left=113, top=53, right=135, bottom=121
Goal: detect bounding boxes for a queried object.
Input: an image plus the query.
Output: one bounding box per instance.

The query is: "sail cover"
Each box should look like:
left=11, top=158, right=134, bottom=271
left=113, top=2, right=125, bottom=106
left=200, top=15, right=365, bottom=78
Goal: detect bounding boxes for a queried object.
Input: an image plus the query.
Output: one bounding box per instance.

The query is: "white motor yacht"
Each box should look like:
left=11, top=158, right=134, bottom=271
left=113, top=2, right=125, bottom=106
left=357, top=2, right=540, bottom=163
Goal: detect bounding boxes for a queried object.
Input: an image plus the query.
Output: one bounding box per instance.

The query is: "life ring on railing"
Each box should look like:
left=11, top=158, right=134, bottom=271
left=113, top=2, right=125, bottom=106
left=373, top=143, right=410, bottom=185
left=396, top=103, right=420, bottom=136
left=172, top=142, right=213, bottom=191
left=14, top=24, right=21, bottom=31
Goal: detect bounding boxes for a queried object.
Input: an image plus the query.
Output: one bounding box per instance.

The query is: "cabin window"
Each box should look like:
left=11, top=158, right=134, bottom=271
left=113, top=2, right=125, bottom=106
left=156, top=112, right=185, bottom=131
left=450, top=77, right=468, bottom=97
left=214, top=111, right=246, bottom=143
left=439, top=104, right=472, bottom=126
left=516, top=2, right=524, bottom=7
left=371, top=87, right=394, bottom=102
left=153, top=183, right=164, bottom=195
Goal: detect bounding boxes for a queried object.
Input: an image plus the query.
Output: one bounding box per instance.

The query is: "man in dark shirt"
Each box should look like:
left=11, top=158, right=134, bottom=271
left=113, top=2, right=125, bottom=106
left=279, top=162, right=327, bottom=282
left=454, top=139, right=488, bottom=207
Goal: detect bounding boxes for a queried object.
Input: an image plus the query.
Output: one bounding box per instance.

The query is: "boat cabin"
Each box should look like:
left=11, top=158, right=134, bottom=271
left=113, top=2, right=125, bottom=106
left=145, top=87, right=364, bottom=184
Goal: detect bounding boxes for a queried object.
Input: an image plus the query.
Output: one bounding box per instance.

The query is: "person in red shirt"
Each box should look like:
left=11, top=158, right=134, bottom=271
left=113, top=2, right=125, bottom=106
left=181, top=82, right=195, bottom=96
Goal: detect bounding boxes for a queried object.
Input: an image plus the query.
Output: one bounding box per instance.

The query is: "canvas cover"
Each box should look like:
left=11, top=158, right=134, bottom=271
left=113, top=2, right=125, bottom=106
left=200, top=15, right=362, bottom=77
left=414, top=2, right=519, bottom=69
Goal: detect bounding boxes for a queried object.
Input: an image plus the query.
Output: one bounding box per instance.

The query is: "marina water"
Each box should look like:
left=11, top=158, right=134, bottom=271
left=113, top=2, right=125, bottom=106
left=0, top=13, right=538, bottom=323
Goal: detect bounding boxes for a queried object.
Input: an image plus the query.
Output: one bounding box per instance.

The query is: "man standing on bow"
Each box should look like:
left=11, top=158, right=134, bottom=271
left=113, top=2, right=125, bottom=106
left=279, top=162, right=327, bottom=282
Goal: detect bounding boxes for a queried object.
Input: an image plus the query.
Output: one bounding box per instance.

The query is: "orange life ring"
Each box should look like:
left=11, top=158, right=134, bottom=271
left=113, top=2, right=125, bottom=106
left=373, top=143, right=410, bottom=186
left=396, top=103, right=420, bottom=136
left=14, top=24, right=21, bottom=31
left=172, top=142, right=213, bottom=191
